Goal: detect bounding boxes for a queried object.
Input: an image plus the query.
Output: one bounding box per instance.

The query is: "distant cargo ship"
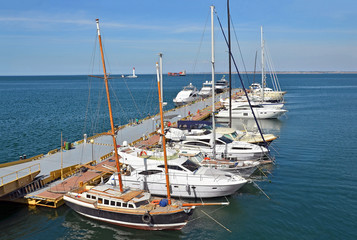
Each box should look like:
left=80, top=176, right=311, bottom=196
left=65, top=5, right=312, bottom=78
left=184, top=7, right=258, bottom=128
left=168, top=70, right=186, bottom=76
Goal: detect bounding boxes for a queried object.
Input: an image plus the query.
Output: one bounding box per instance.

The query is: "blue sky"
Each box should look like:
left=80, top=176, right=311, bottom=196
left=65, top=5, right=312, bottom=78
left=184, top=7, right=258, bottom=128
left=0, top=0, right=356, bottom=75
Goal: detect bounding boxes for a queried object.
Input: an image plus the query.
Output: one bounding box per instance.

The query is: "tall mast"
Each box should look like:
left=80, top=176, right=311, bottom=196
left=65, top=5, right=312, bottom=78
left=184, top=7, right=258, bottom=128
left=159, top=53, right=164, bottom=104
left=261, top=26, right=265, bottom=102
left=210, top=5, right=216, bottom=159
left=156, top=62, right=171, bottom=204
left=96, top=19, right=123, bottom=192
left=227, top=0, right=232, bottom=128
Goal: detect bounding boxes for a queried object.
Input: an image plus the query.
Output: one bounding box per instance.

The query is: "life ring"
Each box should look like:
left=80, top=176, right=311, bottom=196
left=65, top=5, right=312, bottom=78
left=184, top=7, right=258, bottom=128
left=151, top=199, right=160, bottom=205
left=140, top=151, right=147, bottom=156
left=142, top=213, right=152, bottom=223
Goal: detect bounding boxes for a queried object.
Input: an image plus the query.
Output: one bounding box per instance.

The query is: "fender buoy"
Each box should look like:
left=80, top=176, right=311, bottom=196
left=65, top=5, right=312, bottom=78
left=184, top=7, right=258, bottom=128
left=204, top=157, right=210, bottom=160
left=140, top=151, right=147, bottom=156
left=151, top=199, right=160, bottom=205
left=142, top=213, right=152, bottom=223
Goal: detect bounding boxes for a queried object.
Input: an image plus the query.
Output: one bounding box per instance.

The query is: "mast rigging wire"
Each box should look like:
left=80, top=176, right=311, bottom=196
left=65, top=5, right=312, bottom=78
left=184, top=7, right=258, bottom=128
left=214, top=11, right=269, bottom=149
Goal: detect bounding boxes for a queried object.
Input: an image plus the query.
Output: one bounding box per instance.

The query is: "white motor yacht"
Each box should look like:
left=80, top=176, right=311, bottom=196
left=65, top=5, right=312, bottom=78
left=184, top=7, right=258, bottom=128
left=173, top=135, right=269, bottom=161
left=173, top=83, right=200, bottom=106
left=215, top=127, right=277, bottom=146
left=221, top=96, right=285, bottom=109
left=108, top=147, right=247, bottom=199
left=216, top=104, right=287, bottom=119
left=166, top=126, right=276, bottom=146
left=180, top=150, right=260, bottom=178
left=215, top=75, right=229, bottom=93
left=198, top=81, right=213, bottom=97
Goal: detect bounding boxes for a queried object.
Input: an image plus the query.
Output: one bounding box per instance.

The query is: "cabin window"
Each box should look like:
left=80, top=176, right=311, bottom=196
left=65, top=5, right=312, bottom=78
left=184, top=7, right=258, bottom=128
left=91, top=195, right=96, bottom=200
left=185, top=141, right=209, bottom=147
left=232, top=147, right=252, bottom=150
left=218, top=136, right=233, bottom=144
left=138, top=170, right=162, bottom=175
left=223, top=134, right=232, bottom=140
left=116, top=202, right=122, bottom=207
left=158, top=165, right=184, bottom=171
left=243, top=113, right=248, bottom=116
left=104, top=199, right=109, bottom=205
left=123, top=203, right=128, bottom=208
left=86, top=194, right=91, bottom=199
left=111, top=201, right=115, bottom=206
left=98, top=198, right=103, bottom=204
left=128, top=204, right=134, bottom=209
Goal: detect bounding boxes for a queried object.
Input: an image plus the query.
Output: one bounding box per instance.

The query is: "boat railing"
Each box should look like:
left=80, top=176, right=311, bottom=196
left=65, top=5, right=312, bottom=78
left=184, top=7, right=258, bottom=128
left=131, top=169, right=222, bottom=182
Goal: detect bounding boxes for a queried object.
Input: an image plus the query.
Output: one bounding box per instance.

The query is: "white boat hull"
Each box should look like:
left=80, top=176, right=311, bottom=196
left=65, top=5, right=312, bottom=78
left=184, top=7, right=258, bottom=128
left=216, top=108, right=287, bottom=119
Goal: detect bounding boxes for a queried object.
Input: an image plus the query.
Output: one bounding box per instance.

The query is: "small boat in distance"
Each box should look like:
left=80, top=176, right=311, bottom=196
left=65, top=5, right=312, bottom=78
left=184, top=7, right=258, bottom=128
left=168, top=70, right=186, bottom=76
left=126, top=67, right=138, bottom=78
left=179, top=70, right=186, bottom=76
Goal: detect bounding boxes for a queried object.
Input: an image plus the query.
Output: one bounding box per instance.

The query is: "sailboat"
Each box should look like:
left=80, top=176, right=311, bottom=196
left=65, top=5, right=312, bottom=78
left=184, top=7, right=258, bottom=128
left=63, top=19, right=201, bottom=231
left=249, top=26, right=286, bottom=102
left=126, top=67, right=138, bottom=78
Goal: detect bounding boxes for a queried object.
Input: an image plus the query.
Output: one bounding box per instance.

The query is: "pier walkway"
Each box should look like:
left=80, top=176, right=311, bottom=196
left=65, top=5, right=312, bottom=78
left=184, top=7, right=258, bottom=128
left=0, top=89, right=240, bottom=205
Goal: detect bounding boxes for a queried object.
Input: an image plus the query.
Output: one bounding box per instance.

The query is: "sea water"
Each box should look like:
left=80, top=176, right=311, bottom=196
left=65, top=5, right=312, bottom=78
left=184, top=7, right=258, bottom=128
left=0, top=74, right=356, bottom=239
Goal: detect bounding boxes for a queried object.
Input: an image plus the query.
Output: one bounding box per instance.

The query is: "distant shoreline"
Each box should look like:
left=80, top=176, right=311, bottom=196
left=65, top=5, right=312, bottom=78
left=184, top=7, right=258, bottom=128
left=1, top=71, right=357, bottom=77
left=217, top=71, right=357, bottom=75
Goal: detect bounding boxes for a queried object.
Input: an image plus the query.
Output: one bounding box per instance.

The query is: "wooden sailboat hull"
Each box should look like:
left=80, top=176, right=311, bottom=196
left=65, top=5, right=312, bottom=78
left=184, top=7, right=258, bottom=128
left=64, top=196, right=193, bottom=230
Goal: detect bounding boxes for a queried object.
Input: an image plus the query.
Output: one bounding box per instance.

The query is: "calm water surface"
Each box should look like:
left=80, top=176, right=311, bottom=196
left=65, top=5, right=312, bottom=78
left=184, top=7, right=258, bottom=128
left=0, top=74, right=356, bottom=239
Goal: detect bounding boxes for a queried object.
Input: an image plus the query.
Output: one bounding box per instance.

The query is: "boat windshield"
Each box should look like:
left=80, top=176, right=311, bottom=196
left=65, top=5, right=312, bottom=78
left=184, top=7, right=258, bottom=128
left=223, top=134, right=233, bottom=140
left=216, top=81, right=227, bottom=86
left=231, top=131, right=238, bottom=138
left=190, top=152, right=205, bottom=163
left=182, top=159, right=200, bottom=172
left=184, top=85, right=196, bottom=91
left=218, top=136, right=233, bottom=144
